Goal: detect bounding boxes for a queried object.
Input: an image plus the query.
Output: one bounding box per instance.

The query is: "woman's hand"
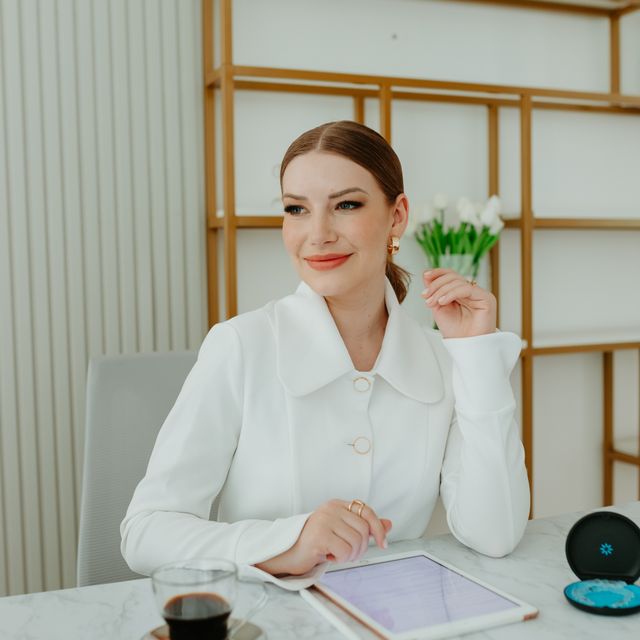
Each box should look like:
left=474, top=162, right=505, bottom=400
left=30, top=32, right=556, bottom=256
left=254, top=499, right=392, bottom=577
left=422, top=268, right=497, bottom=338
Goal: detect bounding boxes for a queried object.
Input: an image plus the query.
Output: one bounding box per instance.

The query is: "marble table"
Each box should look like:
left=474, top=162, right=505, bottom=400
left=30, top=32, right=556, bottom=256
left=1, top=501, right=638, bottom=639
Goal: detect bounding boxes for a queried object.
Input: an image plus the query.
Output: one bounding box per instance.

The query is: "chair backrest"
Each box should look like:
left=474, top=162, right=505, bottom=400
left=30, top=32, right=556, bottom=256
left=77, top=350, right=197, bottom=587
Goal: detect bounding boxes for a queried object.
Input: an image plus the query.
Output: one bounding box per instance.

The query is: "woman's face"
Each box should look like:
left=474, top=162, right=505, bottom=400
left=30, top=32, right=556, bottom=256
left=281, top=151, right=408, bottom=299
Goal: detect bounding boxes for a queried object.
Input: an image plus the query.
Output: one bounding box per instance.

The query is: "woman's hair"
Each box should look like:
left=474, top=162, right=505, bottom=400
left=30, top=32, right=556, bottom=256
left=279, top=120, right=411, bottom=303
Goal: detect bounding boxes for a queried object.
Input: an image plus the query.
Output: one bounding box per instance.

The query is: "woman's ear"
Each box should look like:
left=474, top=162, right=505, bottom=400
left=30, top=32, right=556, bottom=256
left=390, top=193, right=409, bottom=237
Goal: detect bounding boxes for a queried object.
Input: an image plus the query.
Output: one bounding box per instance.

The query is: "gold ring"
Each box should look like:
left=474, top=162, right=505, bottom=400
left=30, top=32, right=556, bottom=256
left=348, top=499, right=365, bottom=517
left=469, top=280, right=477, bottom=286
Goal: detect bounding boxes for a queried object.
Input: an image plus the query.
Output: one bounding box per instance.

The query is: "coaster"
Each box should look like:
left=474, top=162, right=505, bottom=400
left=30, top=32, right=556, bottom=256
left=143, top=619, right=265, bottom=639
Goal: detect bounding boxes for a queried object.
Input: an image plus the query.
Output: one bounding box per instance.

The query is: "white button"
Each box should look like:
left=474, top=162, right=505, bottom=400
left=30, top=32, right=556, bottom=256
left=351, top=436, right=372, bottom=455
left=353, top=376, right=371, bottom=392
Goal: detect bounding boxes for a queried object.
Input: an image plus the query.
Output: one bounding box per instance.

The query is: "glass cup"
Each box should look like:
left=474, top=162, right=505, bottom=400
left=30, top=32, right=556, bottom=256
left=151, top=558, right=268, bottom=640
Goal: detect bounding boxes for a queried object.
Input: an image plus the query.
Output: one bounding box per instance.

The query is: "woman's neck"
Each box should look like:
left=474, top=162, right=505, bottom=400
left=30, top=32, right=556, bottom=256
left=324, top=280, right=388, bottom=372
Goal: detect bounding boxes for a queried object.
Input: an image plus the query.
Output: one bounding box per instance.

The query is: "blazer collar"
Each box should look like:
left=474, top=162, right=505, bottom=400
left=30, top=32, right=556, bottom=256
left=273, top=278, right=444, bottom=403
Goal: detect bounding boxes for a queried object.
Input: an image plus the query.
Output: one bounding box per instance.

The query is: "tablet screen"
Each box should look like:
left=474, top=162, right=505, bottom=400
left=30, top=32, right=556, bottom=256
left=318, top=555, right=519, bottom=634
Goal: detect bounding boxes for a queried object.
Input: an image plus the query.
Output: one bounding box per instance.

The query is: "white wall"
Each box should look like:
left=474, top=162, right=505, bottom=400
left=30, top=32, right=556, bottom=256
left=0, top=0, right=638, bottom=596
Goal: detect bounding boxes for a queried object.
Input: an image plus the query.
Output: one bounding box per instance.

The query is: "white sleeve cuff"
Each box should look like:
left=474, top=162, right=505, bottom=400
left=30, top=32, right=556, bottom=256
left=441, top=330, right=522, bottom=413
left=235, top=512, right=312, bottom=564
left=239, top=561, right=329, bottom=591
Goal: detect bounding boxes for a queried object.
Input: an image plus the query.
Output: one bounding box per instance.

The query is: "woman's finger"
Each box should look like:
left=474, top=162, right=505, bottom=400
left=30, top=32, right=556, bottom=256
left=332, top=519, right=368, bottom=562
left=426, top=280, right=476, bottom=307
left=422, top=269, right=458, bottom=288
left=423, top=267, right=456, bottom=283
left=425, top=278, right=469, bottom=305
left=341, top=510, right=373, bottom=557
left=325, top=532, right=355, bottom=563
left=421, top=271, right=461, bottom=301
left=356, top=504, right=388, bottom=549
left=438, top=283, right=488, bottom=305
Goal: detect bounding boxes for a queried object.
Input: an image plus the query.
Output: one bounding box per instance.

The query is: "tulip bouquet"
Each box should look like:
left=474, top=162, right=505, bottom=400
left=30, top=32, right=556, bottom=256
left=409, top=193, right=504, bottom=280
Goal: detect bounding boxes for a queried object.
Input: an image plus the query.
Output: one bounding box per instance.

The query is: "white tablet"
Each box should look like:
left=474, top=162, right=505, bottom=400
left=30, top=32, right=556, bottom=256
left=308, top=550, right=539, bottom=640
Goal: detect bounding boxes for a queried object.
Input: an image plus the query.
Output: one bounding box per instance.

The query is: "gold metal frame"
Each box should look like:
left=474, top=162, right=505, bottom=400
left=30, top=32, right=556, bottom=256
left=202, top=0, right=640, bottom=514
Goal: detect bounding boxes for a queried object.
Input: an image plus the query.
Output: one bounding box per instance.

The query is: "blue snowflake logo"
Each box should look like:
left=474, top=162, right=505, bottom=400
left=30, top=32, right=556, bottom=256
left=599, top=542, right=613, bottom=557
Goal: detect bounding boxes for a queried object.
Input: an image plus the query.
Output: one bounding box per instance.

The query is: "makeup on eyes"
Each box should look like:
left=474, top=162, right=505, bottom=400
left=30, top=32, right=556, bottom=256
left=284, top=200, right=363, bottom=215
left=337, top=200, right=363, bottom=210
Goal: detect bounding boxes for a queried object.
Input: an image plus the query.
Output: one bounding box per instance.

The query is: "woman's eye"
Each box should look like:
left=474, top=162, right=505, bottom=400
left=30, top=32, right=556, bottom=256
left=284, top=205, right=304, bottom=215
left=337, top=200, right=362, bottom=211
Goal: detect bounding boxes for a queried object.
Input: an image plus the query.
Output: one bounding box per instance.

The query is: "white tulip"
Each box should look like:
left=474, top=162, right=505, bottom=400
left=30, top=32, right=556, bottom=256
left=470, top=202, right=484, bottom=230
left=489, top=217, right=504, bottom=235
left=457, top=197, right=476, bottom=224
left=433, top=193, right=448, bottom=210
left=456, top=196, right=471, bottom=213
left=479, top=194, right=502, bottom=226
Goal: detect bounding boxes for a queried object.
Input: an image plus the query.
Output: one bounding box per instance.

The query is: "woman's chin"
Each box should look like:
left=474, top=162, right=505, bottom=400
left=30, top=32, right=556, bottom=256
left=301, top=270, right=354, bottom=298
left=304, top=280, right=346, bottom=299
left=294, top=256, right=384, bottom=299
left=302, top=269, right=383, bottom=301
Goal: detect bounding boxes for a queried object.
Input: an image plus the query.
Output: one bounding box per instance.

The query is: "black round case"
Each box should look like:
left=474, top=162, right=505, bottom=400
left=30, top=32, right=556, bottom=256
left=563, top=510, right=640, bottom=615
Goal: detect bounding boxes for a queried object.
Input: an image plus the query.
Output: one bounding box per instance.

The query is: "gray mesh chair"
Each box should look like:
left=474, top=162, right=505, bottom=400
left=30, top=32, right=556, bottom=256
left=77, top=350, right=197, bottom=587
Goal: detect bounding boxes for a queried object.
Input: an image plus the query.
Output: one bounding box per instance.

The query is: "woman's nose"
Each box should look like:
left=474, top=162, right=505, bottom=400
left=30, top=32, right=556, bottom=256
left=309, top=212, right=337, bottom=245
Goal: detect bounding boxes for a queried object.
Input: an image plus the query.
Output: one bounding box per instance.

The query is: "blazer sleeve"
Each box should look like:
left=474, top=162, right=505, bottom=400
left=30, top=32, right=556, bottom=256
left=120, top=322, right=323, bottom=591
left=438, top=330, right=530, bottom=557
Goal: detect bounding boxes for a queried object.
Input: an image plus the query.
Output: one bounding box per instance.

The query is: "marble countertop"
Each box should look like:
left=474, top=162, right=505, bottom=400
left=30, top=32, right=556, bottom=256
left=1, top=501, right=638, bottom=639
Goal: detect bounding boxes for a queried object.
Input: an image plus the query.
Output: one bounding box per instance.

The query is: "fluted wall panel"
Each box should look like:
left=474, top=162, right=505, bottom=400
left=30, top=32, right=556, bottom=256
left=0, top=0, right=206, bottom=595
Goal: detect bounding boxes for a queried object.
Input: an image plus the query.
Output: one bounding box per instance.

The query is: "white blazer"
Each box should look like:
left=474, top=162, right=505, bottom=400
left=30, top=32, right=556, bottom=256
left=121, top=278, right=530, bottom=590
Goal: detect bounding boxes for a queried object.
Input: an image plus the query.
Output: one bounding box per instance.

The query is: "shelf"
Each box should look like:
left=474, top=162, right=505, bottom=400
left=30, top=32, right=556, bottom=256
left=208, top=64, right=640, bottom=109
left=211, top=215, right=640, bottom=231
left=529, top=328, right=640, bottom=354
left=208, top=212, right=283, bottom=229
left=535, top=218, right=640, bottom=230
left=503, top=218, right=640, bottom=230
left=227, top=78, right=640, bottom=116
left=610, top=436, right=640, bottom=466
left=458, top=0, right=640, bottom=17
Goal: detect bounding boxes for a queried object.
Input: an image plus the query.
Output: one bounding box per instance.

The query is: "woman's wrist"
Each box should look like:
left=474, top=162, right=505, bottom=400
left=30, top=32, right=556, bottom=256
left=254, top=543, right=321, bottom=578
left=253, top=552, right=291, bottom=577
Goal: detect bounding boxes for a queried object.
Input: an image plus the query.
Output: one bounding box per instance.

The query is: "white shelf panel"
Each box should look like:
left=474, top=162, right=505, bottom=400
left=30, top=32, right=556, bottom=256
left=532, top=327, right=640, bottom=349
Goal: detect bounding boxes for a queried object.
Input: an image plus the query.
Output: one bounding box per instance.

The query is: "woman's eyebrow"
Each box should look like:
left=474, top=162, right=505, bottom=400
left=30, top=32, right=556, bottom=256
left=282, top=187, right=369, bottom=200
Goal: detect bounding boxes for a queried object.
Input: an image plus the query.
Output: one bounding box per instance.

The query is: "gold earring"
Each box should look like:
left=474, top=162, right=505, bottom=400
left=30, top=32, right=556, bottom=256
left=387, top=236, right=400, bottom=255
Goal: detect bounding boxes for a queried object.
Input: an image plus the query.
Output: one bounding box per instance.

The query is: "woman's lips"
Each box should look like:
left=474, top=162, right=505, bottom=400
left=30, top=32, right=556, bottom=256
left=304, top=253, right=352, bottom=271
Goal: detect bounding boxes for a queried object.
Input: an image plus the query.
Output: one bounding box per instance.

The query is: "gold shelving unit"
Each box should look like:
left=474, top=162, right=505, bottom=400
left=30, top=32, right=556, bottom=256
left=202, top=0, right=640, bottom=514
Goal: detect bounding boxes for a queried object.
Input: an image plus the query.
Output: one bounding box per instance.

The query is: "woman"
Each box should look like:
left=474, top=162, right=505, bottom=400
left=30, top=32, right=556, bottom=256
left=120, top=120, right=530, bottom=591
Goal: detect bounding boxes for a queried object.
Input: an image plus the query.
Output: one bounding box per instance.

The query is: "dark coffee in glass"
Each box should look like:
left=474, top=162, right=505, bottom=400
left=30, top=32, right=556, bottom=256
left=163, top=592, right=231, bottom=640
left=151, top=558, right=267, bottom=640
